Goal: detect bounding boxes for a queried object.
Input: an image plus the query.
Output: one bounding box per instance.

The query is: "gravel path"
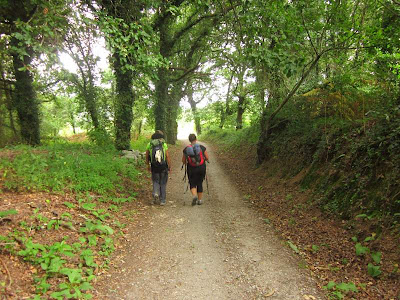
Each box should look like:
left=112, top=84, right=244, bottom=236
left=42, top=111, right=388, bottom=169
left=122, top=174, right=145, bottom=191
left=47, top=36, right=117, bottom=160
left=95, top=142, right=325, bottom=299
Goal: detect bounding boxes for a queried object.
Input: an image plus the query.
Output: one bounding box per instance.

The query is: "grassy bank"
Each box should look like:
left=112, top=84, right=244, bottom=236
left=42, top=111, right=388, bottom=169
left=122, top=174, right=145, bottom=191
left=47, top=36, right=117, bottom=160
left=201, top=116, right=400, bottom=299
left=0, top=141, right=146, bottom=299
left=202, top=114, right=400, bottom=218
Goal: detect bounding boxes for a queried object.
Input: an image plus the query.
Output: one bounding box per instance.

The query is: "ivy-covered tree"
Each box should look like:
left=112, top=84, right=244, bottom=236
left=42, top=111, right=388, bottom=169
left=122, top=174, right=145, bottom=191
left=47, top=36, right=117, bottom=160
left=152, top=1, right=224, bottom=143
left=93, top=0, right=165, bottom=149
left=0, top=0, right=71, bottom=145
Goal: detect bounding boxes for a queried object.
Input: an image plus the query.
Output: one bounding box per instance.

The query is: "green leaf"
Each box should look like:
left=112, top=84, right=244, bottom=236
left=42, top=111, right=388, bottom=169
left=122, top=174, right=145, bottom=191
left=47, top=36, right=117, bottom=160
left=355, top=243, right=369, bottom=256
left=94, top=224, right=113, bottom=235
left=331, top=291, right=344, bottom=299
left=0, top=209, right=18, bottom=218
left=51, top=289, right=70, bottom=300
left=311, top=245, right=319, bottom=252
left=87, top=235, right=97, bottom=246
left=367, top=263, right=382, bottom=278
left=63, top=202, right=75, bottom=209
left=371, top=252, right=382, bottom=264
left=355, top=214, right=368, bottom=219
left=80, top=282, right=93, bottom=291
left=336, top=282, right=358, bottom=292
left=287, top=241, right=299, bottom=254
left=323, top=281, right=336, bottom=290
left=60, top=268, right=82, bottom=283
left=47, top=220, right=57, bottom=230
left=81, top=203, right=96, bottom=210
left=364, top=236, right=374, bottom=242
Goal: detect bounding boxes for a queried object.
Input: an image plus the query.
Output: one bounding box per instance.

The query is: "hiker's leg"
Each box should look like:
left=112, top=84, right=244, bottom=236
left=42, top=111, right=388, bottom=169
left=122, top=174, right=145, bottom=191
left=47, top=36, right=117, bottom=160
left=159, top=170, right=168, bottom=203
left=152, top=172, right=161, bottom=197
left=190, top=187, right=198, bottom=205
left=197, top=181, right=204, bottom=204
left=190, top=187, right=197, bottom=197
left=197, top=167, right=205, bottom=201
left=188, top=169, right=198, bottom=197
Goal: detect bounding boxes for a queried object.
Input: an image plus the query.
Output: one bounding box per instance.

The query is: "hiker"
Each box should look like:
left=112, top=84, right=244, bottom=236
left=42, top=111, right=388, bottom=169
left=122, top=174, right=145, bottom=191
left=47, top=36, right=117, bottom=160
left=182, top=133, right=209, bottom=206
left=146, top=130, right=171, bottom=206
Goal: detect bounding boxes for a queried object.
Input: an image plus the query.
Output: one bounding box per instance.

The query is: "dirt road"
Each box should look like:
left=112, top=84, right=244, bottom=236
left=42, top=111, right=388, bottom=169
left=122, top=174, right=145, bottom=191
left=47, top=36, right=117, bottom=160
left=94, top=142, right=324, bottom=299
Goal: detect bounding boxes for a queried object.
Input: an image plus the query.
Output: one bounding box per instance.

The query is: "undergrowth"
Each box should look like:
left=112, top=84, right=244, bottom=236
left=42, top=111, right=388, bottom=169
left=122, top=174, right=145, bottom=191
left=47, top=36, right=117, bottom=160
left=0, top=141, right=142, bottom=299
left=202, top=108, right=400, bottom=217
left=130, top=135, right=150, bottom=152
left=0, top=143, right=138, bottom=193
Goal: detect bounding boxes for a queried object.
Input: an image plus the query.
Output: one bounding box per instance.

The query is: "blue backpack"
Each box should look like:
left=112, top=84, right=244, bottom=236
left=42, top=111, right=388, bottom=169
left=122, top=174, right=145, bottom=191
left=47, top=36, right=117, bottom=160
left=186, top=144, right=204, bottom=167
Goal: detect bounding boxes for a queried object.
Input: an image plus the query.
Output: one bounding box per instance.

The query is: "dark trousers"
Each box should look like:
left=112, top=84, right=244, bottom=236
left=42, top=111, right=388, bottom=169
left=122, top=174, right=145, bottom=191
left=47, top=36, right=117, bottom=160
left=152, top=170, right=168, bottom=202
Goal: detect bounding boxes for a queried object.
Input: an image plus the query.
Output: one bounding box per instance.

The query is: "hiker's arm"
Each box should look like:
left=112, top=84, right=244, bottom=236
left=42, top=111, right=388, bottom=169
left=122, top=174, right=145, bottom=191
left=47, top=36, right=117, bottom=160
left=166, top=150, right=172, bottom=171
left=204, top=150, right=210, bottom=162
left=145, top=150, right=151, bottom=172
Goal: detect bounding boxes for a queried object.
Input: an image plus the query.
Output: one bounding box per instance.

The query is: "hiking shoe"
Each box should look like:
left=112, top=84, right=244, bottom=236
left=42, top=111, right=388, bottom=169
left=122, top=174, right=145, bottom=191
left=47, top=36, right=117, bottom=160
left=160, top=200, right=166, bottom=206
left=153, top=194, right=160, bottom=205
left=192, top=196, right=198, bottom=206
left=197, top=199, right=203, bottom=205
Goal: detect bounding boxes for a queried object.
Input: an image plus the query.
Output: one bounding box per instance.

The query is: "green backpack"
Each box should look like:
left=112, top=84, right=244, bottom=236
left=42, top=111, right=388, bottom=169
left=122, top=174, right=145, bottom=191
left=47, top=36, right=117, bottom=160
left=150, top=139, right=167, bottom=168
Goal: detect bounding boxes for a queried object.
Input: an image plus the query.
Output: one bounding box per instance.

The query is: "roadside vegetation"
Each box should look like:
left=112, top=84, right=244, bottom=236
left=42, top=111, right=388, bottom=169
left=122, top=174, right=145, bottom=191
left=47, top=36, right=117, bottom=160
left=0, top=138, right=148, bottom=299
left=200, top=94, right=400, bottom=299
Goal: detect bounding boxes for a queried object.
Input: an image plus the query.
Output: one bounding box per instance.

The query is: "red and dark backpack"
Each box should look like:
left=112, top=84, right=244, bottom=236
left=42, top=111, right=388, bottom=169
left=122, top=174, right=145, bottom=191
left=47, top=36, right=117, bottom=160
left=186, top=144, right=204, bottom=167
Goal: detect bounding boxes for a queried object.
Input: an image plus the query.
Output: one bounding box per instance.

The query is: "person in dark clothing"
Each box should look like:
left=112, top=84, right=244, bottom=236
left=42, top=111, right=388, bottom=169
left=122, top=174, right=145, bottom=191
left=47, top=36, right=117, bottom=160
left=182, top=134, right=209, bottom=205
left=146, top=130, right=171, bottom=205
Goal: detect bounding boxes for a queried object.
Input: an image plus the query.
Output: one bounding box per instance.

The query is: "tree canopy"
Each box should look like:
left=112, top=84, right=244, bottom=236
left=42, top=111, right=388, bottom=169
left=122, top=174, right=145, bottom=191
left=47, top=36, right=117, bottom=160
left=0, top=0, right=398, bottom=154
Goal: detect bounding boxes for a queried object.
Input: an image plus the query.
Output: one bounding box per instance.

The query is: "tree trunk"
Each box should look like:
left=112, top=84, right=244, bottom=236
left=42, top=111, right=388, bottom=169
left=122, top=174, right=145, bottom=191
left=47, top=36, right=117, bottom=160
left=154, top=67, right=168, bottom=134
left=187, top=84, right=201, bottom=135
left=219, top=109, right=226, bottom=129
left=113, top=52, right=134, bottom=150
left=220, top=74, right=234, bottom=129
left=98, top=0, right=141, bottom=150
left=11, top=39, right=40, bottom=146
left=138, top=119, right=143, bottom=136
left=236, top=95, right=245, bottom=130
left=0, top=63, right=18, bottom=138
left=83, top=87, right=100, bottom=130
left=165, top=82, right=183, bottom=144
left=76, top=63, right=100, bottom=130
